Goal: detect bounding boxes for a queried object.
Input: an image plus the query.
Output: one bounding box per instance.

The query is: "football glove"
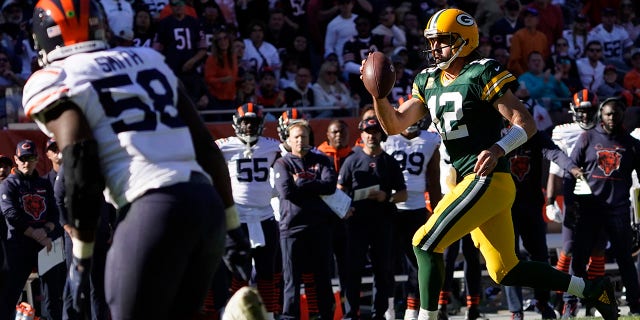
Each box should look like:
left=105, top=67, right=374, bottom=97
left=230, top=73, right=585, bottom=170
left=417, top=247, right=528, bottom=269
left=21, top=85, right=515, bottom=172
left=545, top=202, right=562, bottom=223
left=223, top=226, right=252, bottom=281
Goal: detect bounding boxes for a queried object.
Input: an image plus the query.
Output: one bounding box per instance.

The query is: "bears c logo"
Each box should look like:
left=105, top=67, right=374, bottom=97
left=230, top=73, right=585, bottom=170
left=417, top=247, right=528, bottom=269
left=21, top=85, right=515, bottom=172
left=22, top=194, right=46, bottom=220
left=509, top=155, right=531, bottom=182
left=457, top=14, right=474, bottom=26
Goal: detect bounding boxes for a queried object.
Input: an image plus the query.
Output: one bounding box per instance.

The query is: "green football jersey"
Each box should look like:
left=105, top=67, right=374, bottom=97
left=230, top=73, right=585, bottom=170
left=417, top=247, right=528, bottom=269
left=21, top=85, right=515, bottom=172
left=412, top=58, right=517, bottom=177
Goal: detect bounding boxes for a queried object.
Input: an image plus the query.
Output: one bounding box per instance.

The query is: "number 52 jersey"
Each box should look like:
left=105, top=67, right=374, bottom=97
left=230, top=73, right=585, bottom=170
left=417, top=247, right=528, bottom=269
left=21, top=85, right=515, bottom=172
left=22, top=46, right=206, bottom=209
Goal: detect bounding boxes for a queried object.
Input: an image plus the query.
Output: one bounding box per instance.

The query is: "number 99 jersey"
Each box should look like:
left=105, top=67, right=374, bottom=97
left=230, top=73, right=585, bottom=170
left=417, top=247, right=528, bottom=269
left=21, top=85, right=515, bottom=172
left=22, top=46, right=206, bottom=209
left=411, top=58, right=517, bottom=177
left=382, top=131, right=441, bottom=210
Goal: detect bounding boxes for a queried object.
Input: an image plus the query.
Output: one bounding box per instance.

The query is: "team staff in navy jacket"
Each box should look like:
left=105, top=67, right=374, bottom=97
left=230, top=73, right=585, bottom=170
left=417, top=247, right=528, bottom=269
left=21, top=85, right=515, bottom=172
left=274, top=121, right=337, bottom=320
left=0, top=140, right=64, bottom=319
left=568, top=97, right=640, bottom=315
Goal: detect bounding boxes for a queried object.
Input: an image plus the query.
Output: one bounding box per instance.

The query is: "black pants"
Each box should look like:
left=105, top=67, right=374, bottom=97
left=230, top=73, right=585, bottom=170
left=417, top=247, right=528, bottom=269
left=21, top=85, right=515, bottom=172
left=344, top=213, right=394, bottom=319
left=105, top=180, right=226, bottom=319
left=280, top=226, right=334, bottom=320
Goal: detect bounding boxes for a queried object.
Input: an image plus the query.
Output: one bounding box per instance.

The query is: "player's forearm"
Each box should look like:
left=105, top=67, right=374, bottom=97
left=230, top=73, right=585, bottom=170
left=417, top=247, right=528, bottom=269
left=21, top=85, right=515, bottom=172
left=373, top=98, right=403, bottom=135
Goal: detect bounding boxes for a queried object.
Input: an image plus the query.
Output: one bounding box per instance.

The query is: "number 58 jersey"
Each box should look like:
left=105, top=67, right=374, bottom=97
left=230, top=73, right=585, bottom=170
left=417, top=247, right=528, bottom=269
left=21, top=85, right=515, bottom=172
left=22, top=46, right=205, bottom=209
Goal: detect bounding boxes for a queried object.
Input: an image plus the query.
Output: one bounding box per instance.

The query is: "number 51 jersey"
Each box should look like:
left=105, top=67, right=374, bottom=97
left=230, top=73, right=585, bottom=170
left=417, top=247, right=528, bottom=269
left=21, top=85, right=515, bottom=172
left=22, top=46, right=206, bottom=209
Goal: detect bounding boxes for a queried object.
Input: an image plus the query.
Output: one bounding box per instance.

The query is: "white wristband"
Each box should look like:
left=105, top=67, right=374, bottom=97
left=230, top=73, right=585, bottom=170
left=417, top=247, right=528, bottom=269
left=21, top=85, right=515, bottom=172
left=225, top=205, right=241, bottom=230
left=71, top=237, right=95, bottom=259
left=495, top=124, right=528, bottom=155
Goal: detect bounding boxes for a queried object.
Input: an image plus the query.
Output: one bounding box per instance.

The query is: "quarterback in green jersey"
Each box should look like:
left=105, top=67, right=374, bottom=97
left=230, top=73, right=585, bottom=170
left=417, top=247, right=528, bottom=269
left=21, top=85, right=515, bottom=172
left=361, top=8, right=619, bottom=320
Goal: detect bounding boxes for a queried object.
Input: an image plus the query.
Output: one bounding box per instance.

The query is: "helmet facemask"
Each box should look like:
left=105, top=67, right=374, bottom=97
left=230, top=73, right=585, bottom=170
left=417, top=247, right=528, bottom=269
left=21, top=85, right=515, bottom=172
left=424, top=33, right=467, bottom=70
left=233, top=116, right=264, bottom=144
left=570, top=105, right=597, bottom=130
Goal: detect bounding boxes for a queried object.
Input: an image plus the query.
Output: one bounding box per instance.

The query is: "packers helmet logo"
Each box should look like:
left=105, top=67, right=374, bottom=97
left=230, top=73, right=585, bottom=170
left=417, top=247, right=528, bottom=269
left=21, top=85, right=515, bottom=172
left=456, top=13, right=474, bottom=26
left=66, top=10, right=75, bottom=18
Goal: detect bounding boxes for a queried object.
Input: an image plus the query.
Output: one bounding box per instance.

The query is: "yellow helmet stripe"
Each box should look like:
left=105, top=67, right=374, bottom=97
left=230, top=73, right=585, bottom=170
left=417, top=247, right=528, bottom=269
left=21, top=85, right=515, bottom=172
left=482, top=71, right=516, bottom=101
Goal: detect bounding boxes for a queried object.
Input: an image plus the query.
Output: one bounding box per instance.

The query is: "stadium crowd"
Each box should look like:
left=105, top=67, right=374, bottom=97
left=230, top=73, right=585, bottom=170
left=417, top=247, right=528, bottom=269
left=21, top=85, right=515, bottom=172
left=1, top=0, right=640, bottom=319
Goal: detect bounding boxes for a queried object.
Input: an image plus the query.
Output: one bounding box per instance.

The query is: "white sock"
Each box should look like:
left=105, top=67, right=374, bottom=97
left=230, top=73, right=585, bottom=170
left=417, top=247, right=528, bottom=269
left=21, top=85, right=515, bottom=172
left=404, top=308, right=419, bottom=320
left=417, top=308, right=438, bottom=320
left=567, top=276, right=586, bottom=298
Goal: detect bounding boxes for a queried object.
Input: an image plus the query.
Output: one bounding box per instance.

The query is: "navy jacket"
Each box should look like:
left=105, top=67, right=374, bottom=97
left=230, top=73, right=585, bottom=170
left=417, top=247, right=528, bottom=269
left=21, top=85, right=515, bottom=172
left=0, top=170, right=61, bottom=242
left=274, top=151, right=337, bottom=236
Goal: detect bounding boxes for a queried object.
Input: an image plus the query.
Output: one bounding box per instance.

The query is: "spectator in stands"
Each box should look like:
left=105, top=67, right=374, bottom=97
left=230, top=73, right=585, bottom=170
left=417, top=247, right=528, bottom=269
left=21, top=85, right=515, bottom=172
left=371, top=5, right=406, bottom=50
left=400, top=11, right=424, bottom=71
left=283, top=67, right=314, bottom=109
left=620, top=0, right=640, bottom=43
left=265, top=8, right=296, bottom=56
left=624, top=49, right=640, bottom=103
left=285, top=32, right=312, bottom=71
left=508, top=7, right=550, bottom=77
left=234, top=0, right=269, bottom=34
left=492, top=46, right=510, bottom=68
left=274, top=121, right=337, bottom=320
left=557, top=55, right=583, bottom=95
left=527, top=0, right=564, bottom=45
left=342, top=15, right=387, bottom=108
left=548, top=37, right=571, bottom=70
left=312, top=61, right=356, bottom=118
left=478, top=36, right=493, bottom=58
left=576, top=41, right=606, bottom=91
left=279, top=57, right=299, bottom=90
left=234, top=38, right=251, bottom=76
left=389, top=56, right=412, bottom=104
left=204, top=28, right=238, bottom=120
left=563, top=13, right=590, bottom=59
left=474, top=0, right=504, bottom=39
left=518, top=51, right=570, bottom=124
left=569, top=96, right=640, bottom=316
left=587, top=7, right=635, bottom=72
left=236, top=71, right=258, bottom=106
left=338, top=116, right=407, bottom=320
left=324, top=0, right=358, bottom=68
left=242, top=20, right=281, bottom=80
left=598, top=65, right=627, bottom=99
left=132, top=5, right=155, bottom=47
left=200, top=2, right=227, bottom=49
left=0, top=50, right=25, bottom=126
left=256, top=69, right=285, bottom=109
left=489, top=0, right=522, bottom=51
left=153, top=0, right=207, bottom=100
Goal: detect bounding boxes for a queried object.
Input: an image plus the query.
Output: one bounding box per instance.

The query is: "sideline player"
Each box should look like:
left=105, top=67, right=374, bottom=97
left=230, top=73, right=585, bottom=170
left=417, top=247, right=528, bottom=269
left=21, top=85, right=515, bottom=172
left=361, top=8, right=618, bottom=320
left=382, top=118, right=441, bottom=320
left=24, top=1, right=247, bottom=318
left=216, top=103, right=282, bottom=318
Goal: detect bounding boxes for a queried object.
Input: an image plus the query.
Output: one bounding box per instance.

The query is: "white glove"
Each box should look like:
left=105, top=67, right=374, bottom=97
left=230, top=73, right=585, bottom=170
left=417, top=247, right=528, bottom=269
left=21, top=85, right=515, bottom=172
left=545, top=202, right=562, bottom=223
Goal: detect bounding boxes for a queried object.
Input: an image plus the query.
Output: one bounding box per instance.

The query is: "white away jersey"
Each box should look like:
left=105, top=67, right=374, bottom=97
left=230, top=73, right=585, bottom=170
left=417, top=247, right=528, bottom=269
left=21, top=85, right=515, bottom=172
left=383, top=131, right=441, bottom=210
left=549, top=122, right=583, bottom=176
left=216, top=136, right=281, bottom=208
left=23, top=46, right=206, bottom=208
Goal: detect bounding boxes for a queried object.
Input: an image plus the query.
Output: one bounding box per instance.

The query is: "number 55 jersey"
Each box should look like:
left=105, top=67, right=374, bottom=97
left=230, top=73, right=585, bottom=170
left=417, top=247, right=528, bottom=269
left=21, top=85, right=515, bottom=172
left=22, top=46, right=205, bottom=209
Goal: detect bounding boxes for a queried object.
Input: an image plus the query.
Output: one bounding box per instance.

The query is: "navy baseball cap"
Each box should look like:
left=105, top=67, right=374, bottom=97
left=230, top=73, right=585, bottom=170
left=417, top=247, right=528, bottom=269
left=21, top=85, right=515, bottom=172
left=45, top=138, right=58, bottom=151
left=359, top=116, right=383, bottom=132
left=16, top=140, right=37, bottom=157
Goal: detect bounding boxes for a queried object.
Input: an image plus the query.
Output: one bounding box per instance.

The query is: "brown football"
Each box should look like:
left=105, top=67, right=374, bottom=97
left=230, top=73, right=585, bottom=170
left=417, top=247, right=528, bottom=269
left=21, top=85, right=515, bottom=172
left=362, top=51, right=396, bottom=99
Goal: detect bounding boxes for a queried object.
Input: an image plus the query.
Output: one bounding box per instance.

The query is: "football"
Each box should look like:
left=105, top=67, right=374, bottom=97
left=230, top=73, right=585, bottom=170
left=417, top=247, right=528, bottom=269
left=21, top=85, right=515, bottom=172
left=361, top=51, right=396, bottom=99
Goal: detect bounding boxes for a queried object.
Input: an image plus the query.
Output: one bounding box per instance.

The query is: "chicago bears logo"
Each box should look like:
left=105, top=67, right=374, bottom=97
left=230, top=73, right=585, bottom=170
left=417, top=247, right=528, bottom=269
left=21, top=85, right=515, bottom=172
left=596, top=149, right=622, bottom=176
left=457, top=13, right=475, bottom=26
left=22, top=194, right=46, bottom=220
left=509, top=155, right=531, bottom=182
